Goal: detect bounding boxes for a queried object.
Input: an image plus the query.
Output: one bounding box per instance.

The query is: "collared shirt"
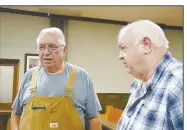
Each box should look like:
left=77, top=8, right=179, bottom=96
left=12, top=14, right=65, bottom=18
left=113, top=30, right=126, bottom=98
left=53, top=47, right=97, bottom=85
left=117, top=52, right=183, bottom=130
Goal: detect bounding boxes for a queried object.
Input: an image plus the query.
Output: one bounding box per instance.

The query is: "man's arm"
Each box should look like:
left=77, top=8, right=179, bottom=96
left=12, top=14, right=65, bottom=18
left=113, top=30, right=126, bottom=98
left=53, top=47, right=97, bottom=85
left=168, top=91, right=183, bottom=130
left=10, top=111, right=21, bottom=130
left=83, top=72, right=102, bottom=130
left=88, top=113, right=102, bottom=130
left=10, top=69, right=32, bottom=130
left=167, top=77, right=183, bottom=130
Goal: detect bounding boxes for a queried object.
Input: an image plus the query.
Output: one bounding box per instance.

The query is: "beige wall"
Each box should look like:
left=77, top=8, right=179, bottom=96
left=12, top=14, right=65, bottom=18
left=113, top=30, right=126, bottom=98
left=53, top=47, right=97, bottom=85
left=67, top=20, right=134, bottom=93
left=165, top=29, right=183, bottom=61
left=0, top=13, right=50, bottom=83
left=0, top=13, right=183, bottom=93
left=67, top=20, right=183, bottom=93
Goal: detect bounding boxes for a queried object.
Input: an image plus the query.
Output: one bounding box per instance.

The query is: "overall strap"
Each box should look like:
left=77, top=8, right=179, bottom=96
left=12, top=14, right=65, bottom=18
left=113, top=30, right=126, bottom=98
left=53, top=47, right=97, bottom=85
left=29, top=68, right=38, bottom=95
left=65, top=67, right=77, bottom=98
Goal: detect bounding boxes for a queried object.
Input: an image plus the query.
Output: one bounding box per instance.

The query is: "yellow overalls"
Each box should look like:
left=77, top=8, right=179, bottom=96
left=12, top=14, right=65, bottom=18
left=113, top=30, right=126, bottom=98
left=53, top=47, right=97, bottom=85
left=19, top=67, right=84, bottom=130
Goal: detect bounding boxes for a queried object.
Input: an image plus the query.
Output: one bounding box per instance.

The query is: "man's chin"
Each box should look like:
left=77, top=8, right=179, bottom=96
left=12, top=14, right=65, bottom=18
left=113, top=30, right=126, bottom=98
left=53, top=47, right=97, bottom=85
left=125, top=68, right=132, bottom=74
left=43, top=63, right=53, bottom=68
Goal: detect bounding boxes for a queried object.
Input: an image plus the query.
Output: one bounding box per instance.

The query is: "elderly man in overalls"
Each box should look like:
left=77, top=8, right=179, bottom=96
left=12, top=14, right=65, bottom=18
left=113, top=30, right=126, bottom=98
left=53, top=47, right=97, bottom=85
left=10, top=27, right=102, bottom=130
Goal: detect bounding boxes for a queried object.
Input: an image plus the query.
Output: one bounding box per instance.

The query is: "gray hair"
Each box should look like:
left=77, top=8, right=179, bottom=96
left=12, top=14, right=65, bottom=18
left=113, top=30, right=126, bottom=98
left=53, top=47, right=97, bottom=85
left=36, top=27, right=66, bottom=46
left=118, top=20, right=169, bottom=49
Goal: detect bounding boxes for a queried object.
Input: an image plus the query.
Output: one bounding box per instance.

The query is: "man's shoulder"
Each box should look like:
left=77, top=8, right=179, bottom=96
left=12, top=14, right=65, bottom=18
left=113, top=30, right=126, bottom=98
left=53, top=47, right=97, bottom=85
left=66, top=62, right=90, bottom=77
left=24, top=65, right=43, bottom=77
left=165, top=58, right=183, bottom=87
left=166, top=57, right=183, bottom=77
left=160, top=58, right=183, bottom=96
left=22, top=65, right=43, bottom=84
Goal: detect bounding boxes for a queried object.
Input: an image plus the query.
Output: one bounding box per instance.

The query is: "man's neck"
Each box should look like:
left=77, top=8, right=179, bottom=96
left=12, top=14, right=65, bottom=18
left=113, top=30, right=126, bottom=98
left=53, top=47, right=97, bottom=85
left=141, top=67, right=155, bottom=85
left=141, top=53, right=166, bottom=85
left=45, top=62, right=65, bottom=74
left=138, top=49, right=168, bottom=87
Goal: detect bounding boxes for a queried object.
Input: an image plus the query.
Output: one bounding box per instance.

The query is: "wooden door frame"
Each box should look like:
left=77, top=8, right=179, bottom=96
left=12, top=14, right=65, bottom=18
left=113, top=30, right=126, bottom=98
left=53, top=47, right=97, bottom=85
left=0, top=58, right=20, bottom=110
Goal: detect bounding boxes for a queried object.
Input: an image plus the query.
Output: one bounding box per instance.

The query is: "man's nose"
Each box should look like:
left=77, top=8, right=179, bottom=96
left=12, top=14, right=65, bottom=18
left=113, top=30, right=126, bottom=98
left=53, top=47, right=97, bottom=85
left=43, top=46, right=50, bottom=54
left=119, top=51, right=123, bottom=60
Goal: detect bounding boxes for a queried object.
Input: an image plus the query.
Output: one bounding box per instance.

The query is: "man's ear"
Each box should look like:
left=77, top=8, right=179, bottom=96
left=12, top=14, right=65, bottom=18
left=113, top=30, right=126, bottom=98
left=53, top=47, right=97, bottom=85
left=142, top=37, right=152, bottom=55
left=62, top=46, right=68, bottom=56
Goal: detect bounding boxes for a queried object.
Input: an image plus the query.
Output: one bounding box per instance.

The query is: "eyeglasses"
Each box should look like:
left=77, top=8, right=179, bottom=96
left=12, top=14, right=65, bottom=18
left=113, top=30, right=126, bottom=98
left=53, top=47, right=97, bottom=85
left=36, top=44, right=64, bottom=52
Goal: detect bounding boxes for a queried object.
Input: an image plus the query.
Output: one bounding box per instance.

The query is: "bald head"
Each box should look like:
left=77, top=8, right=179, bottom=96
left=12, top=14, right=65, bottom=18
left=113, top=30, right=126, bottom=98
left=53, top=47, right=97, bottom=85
left=118, top=20, right=169, bottom=49
left=117, top=20, right=169, bottom=81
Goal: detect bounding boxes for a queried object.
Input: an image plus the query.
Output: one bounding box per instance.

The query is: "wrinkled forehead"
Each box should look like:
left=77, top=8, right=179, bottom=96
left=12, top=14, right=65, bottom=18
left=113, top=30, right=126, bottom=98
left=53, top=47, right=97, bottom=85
left=117, top=38, right=124, bottom=48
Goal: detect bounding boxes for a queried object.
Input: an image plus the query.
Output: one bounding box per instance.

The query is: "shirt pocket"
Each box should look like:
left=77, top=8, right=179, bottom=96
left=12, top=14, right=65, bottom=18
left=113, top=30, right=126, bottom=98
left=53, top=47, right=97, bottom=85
left=31, top=106, right=49, bottom=130
left=142, top=102, right=160, bottom=112
left=139, top=102, right=166, bottom=129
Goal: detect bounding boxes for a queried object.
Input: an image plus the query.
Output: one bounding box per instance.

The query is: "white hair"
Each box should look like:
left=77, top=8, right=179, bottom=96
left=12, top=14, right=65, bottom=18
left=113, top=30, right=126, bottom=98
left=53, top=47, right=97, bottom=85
left=36, top=27, right=66, bottom=46
left=118, top=20, right=169, bottom=49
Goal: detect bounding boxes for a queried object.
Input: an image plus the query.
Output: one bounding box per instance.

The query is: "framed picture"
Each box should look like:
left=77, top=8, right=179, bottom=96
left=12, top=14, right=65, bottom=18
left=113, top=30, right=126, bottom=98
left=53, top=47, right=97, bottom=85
left=24, top=53, right=40, bottom=73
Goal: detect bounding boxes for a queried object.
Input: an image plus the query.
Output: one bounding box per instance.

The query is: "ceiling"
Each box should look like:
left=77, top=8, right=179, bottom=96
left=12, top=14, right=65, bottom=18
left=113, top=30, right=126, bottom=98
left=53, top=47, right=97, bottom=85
left=0, top=6, right=183, bottom=26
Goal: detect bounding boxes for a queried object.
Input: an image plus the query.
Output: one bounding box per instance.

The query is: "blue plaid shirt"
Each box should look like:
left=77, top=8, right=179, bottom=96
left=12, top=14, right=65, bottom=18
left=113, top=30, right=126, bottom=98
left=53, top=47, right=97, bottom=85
left=117, top=52, right=183, bottom=130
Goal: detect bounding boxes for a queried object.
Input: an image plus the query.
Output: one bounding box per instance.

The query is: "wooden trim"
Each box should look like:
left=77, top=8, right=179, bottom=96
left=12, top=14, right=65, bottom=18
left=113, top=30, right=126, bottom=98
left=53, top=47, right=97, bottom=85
left=0, top=59, right=20, bottom=110
left=0, top=110, right=12, bottom=115
left=15, top=64, right=20, bottom=93
left=0, top=64, right=15, bottom=66
left=0, top=7, right=183, bottom=30
left=12, top=64, right=19, bottom=101
left=0, top=103, right=12, bottom=110
left=0, top=58, right=19, bottom=65
left=97, top=93, right=130, bottom=114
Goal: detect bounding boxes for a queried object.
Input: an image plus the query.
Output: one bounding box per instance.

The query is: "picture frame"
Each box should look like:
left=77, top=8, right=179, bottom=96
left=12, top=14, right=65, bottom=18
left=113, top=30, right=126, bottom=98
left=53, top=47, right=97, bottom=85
left=24, top=53, right=40, bottom=73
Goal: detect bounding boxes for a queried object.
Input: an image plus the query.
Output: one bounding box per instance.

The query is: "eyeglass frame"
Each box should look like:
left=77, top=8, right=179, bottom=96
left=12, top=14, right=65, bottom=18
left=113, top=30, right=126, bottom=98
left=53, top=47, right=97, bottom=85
left=36, top=44, right=65, bottom=53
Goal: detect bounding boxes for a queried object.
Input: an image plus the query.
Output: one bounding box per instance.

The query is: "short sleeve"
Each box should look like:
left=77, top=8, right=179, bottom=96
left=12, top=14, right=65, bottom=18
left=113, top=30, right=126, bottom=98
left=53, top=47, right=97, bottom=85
left=84, top=75, right=102, bottom=119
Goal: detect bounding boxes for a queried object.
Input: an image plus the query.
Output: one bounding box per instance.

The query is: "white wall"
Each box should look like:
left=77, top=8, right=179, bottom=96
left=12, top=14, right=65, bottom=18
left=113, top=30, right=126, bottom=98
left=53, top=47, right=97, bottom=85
left=0, top=13, right=50, bottom=84
left=67, top=20, right=183, bottom=93
left=0, top=66, right=14, bottom=103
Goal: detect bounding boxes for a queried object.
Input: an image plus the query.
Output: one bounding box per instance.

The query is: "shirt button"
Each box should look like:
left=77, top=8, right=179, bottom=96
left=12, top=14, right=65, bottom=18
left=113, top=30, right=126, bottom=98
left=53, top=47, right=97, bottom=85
left=51, top=109, right=56, bottom=113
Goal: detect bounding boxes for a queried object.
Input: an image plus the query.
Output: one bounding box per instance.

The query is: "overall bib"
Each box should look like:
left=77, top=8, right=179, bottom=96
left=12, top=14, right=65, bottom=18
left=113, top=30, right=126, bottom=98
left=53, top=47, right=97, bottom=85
left=19, top=67, right=84, bottom=130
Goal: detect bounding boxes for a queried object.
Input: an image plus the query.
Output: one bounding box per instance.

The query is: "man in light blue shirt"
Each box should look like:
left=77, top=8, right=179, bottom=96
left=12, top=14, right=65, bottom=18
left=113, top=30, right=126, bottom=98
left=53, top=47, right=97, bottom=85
left=10, top=27, right=102, bottom=130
